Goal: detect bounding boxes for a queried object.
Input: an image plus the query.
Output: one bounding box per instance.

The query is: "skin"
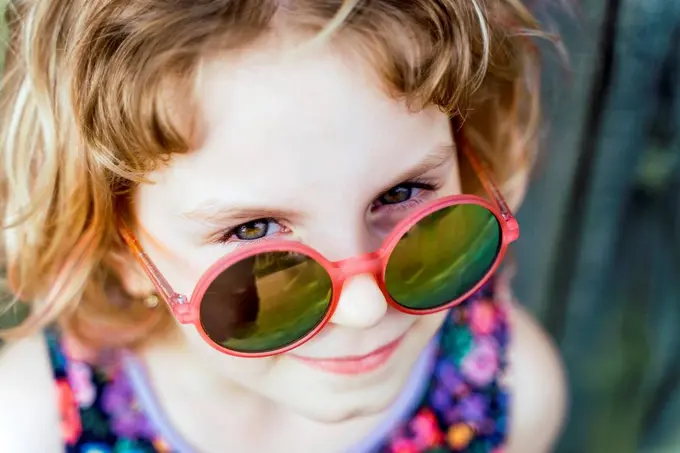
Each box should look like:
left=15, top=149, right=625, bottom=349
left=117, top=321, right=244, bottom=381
left=0, top=37, right=566, bottom=452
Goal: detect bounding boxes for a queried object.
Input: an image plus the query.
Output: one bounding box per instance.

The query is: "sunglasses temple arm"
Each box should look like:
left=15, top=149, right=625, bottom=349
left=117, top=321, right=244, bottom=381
left=460, top=141, right=520, bottom=239
left=118, top=220, right=187, bottom=306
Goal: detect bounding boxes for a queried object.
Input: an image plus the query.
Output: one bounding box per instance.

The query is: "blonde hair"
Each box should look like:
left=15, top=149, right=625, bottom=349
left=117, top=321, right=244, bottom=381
left=0, top=0, right=546, bottom=350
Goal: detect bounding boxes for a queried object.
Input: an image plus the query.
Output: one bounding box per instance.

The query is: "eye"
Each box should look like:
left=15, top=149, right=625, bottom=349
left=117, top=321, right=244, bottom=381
left=378, top=185, right=415, bottom=205
left=217, top=218, right=284, bottom=243
left=235, top=219, right=270, bottom=240
left=375, top=181, right=436, bottom=207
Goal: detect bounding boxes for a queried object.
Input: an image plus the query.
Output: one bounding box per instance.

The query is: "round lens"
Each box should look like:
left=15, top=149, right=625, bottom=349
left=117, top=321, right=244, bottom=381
left=199, top=251, right=333, bottom=353
left=384, top=204, right=501, bottom=311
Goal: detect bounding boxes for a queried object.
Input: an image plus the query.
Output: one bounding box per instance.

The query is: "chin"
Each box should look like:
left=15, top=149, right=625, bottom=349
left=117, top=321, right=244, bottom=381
left=284, top=384, right=403, bottom=423
left=259, top=363, right=413, bottom=423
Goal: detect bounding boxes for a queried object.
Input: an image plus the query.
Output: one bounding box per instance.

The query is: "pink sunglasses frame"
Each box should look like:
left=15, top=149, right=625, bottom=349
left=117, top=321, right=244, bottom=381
left=119, top=140, right=519, bottom=358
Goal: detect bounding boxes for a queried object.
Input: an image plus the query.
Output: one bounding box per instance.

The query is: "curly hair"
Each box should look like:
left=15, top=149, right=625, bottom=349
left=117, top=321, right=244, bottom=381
left=0, top=0, right=546, bottom=351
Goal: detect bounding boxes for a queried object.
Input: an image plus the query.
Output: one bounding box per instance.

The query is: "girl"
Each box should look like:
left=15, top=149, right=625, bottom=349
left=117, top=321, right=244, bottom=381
left=0, top=1, right=566, bottom=452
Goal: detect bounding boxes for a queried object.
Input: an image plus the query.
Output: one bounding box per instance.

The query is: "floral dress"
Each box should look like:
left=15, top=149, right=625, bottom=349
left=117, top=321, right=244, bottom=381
left=47, top=276, right=511, bottom=453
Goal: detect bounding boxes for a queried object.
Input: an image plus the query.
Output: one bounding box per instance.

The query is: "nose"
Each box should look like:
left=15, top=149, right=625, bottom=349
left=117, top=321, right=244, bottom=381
left=329, top=274, right=388, bottom=328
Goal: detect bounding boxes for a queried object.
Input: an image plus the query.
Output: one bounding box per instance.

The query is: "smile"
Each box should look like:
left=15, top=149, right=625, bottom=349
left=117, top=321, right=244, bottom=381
left=288, top=335, right=405, bottom=375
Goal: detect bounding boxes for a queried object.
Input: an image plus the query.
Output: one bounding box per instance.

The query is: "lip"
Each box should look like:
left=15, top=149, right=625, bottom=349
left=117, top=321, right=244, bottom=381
left=289, top=335, right=405, bottom=375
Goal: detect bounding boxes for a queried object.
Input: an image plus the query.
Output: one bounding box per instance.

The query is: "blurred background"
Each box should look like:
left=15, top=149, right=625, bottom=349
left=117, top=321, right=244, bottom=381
left=515, top=0, right=680, bottom=452
left=0, top=0, right=679, bottom=452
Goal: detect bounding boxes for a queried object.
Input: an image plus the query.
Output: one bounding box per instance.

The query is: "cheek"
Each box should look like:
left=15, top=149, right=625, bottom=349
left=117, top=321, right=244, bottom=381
left=443, top=177, right=462, bottom=197
left=419, top=310, right=449, bottom=337
left=178, top=324, right=279, bottom=378
left=442, top=159, right=463, bottom=197
left=401, top=311, right=448, bottom=358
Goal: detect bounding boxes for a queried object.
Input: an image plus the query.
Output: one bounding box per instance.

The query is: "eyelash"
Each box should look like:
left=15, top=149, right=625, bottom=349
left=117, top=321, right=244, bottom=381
left=214, top=220, right=288, bottom=246
left=371, top=179, right=437, bottom=212
left=214, top=179, right=439, bottom=245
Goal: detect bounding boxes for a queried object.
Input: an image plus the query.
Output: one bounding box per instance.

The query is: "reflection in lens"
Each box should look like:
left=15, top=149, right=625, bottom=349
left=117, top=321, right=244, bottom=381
left=199, top=251, right=333, bottom=353
left=385, top=204, right=501, bottom=310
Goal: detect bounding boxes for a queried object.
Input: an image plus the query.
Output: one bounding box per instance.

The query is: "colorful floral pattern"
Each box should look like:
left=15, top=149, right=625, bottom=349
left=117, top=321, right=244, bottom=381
left=46, top=278, right=510, bottom=452
left=377, top=280, right=510, bottom=453
left=47, top=333, right=168, bottom=452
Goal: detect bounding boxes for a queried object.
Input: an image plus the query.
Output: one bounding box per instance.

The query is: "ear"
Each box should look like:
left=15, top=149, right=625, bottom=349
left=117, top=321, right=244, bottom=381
left=107, top=250, right=157, bottom=299
left=504, top=166, right=530, bottom=212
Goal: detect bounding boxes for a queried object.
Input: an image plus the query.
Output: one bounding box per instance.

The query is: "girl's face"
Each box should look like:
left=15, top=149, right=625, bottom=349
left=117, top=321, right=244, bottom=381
left=132, top=39, right=459, bottom=422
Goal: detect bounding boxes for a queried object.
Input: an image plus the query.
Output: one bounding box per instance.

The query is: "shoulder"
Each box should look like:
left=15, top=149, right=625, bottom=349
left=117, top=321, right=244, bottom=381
left=0, top=333, right=63, bottom=453
left=506, top=303, right=568, bottom=453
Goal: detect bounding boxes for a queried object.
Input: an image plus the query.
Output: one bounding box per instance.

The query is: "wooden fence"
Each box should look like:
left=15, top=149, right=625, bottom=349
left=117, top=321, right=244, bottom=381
left=514, top=1, right=680, bottom=451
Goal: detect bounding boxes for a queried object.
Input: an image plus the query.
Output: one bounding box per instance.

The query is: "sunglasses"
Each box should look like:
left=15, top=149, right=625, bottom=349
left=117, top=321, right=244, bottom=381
left=119, top=141, right=519, bottom=358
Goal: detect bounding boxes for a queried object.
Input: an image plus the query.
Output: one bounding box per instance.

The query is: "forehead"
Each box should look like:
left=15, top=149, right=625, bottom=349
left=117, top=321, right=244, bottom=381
left=149, top=40, right=453, bottom=213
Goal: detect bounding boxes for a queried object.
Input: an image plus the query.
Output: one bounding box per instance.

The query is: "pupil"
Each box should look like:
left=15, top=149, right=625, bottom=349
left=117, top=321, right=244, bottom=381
left=382, top=186, right=411, bottom=204
left=236, top=220, right=268, bottom=240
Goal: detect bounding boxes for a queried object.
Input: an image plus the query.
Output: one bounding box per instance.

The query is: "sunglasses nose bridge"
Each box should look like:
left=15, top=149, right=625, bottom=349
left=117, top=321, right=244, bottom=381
left=336, top=251, right=383, bottom=277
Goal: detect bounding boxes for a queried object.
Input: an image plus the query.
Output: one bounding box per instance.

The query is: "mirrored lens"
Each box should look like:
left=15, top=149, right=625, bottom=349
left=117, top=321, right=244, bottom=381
left=199, top=251, right=333, bottom=353
left=385, top=204, right=501, bottom=310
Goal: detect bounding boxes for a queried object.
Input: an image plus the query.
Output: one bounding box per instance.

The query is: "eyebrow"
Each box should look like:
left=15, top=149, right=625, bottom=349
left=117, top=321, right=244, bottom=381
left=389, top=144, right=456, bottom=184
left=181, top=204, right=303, bottom=226
left=181, top=144, right=456, bottom=226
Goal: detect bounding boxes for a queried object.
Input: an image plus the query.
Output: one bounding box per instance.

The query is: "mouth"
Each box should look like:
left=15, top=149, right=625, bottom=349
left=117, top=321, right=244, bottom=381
left=288, top=334, right=406, bottom=375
